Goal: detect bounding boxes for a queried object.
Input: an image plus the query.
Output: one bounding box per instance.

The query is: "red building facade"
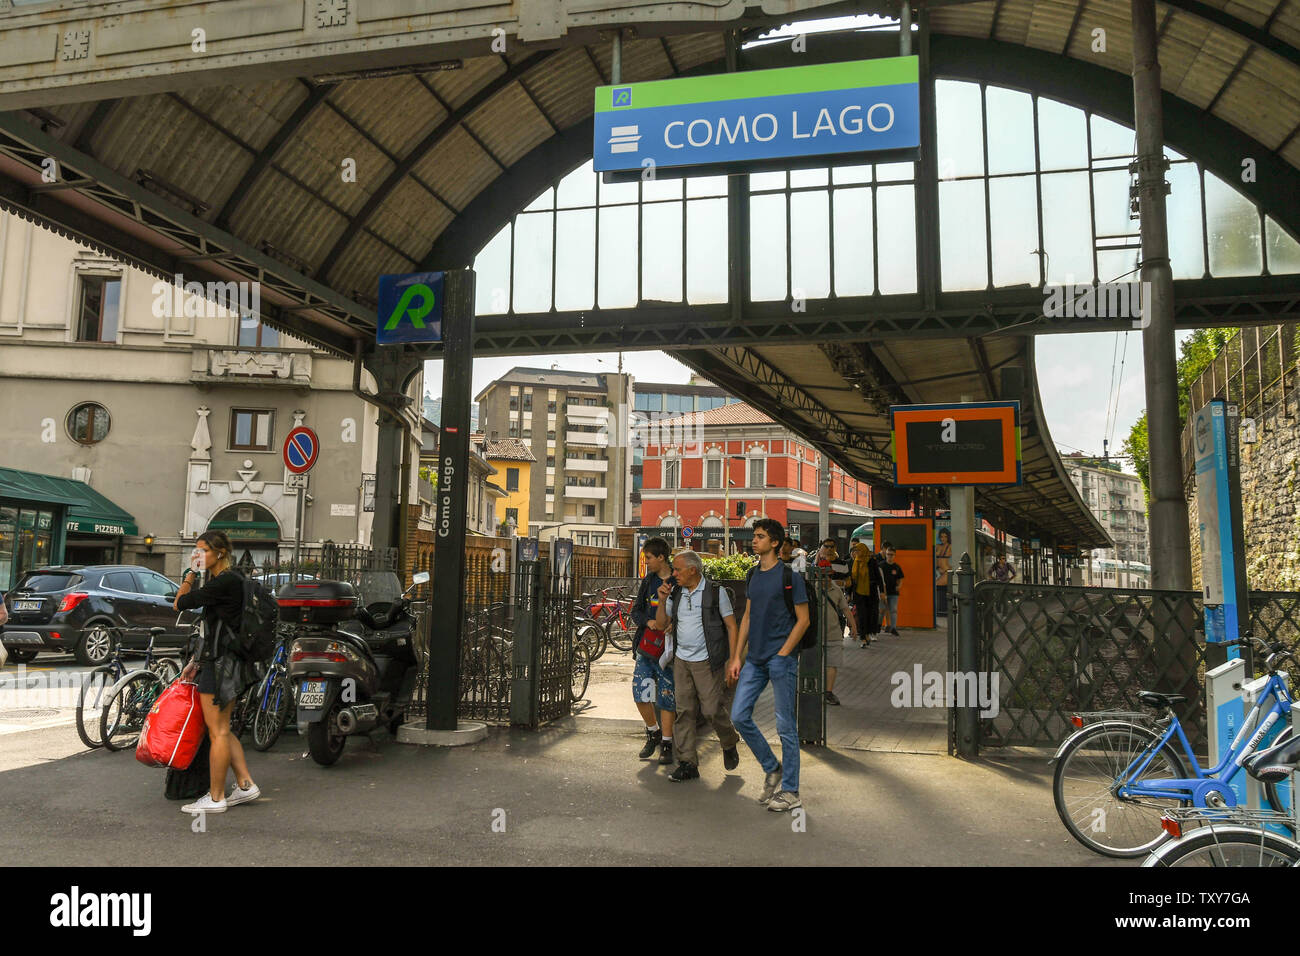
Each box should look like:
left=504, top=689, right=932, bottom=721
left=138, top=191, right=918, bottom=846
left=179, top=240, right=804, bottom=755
left=637, top=404, right=875, bottom=539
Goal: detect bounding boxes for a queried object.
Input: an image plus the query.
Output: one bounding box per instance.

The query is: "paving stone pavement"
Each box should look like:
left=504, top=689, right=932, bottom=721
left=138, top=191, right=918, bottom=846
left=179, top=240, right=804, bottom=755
left=576, top=621, right=952, bottom=754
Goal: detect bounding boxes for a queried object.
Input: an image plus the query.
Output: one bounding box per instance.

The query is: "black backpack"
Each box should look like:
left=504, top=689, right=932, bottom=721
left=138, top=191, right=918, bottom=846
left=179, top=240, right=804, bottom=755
left=224, top=570, right=279, bottom=663
left=746, top=563, right=818, bottom=650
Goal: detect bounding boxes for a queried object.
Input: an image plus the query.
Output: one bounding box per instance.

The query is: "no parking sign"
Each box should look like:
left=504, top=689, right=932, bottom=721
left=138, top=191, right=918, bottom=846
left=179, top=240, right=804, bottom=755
left=283, top=426, right=320, bottom=475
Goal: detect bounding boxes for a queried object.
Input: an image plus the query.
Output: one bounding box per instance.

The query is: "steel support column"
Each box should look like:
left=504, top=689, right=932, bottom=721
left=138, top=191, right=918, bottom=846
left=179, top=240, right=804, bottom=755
left=1131, top=0, right=1192, bottom=591
left=362, top=350, right=422, bottom=563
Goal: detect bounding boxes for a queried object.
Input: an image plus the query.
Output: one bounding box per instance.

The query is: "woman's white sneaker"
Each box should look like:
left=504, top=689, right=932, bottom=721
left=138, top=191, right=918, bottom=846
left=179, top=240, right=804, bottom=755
left=226, top=782, right=261, bottom=806
left=182, top=793, right=227, bottom=814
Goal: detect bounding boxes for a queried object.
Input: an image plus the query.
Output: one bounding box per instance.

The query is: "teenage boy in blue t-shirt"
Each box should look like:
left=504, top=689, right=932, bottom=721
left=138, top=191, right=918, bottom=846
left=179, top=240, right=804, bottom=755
left=730, top=518, right=809, bottom=812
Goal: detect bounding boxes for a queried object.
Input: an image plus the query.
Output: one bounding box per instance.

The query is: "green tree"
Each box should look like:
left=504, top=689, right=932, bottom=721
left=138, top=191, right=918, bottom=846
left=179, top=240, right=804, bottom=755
left=1124, top=327, right=1237, bottom=501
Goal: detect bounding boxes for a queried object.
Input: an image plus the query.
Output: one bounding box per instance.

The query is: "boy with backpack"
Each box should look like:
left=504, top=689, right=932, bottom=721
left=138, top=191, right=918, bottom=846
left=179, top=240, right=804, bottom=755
left=729, top=518, right=810, bottom=812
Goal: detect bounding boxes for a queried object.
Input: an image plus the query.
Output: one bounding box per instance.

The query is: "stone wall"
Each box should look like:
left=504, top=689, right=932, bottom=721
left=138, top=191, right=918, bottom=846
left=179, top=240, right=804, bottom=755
left=1187, top=388, right=1300, bottom=593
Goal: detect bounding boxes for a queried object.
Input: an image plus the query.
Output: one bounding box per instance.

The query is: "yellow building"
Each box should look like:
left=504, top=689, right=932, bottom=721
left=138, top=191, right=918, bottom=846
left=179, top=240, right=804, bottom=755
left=480, top=437, right=535, bottom=534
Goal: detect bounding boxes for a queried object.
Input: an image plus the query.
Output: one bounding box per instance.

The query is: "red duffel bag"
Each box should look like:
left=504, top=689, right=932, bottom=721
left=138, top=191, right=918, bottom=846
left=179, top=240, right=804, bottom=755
left=136, top=680, right=206, bottom=770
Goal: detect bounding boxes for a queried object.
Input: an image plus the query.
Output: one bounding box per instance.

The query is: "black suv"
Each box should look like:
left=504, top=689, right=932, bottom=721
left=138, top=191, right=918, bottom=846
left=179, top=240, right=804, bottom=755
left=2, top=565, right=198, bottom=665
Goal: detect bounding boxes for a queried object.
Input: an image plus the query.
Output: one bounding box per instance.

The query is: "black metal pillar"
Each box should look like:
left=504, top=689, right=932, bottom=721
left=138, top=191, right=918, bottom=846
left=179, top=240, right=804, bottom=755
left=1131, top=0, right=1192, bottom=591
left=426, top=269, right=477, bottom=731
left=725, top=29, right=750, bottom=323
left=363, top=349, right=422, bottom=560
left=953, top=552, right=979, bottom=757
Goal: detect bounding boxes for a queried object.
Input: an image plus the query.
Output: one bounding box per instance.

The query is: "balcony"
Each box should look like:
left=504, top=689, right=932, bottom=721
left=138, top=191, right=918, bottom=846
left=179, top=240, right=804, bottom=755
left=564, top=404, right=610, bottom=421
left=563, top=486, right=609, bottom=500
left=565, top=458, right=608, bottom=472
left=191, top=347, right=312, bottom=387
left=566, top=431, right=609, bottom=447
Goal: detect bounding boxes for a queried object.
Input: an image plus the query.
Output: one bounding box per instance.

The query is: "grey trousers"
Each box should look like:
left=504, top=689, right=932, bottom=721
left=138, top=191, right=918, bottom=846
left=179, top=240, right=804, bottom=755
left=672, top=657, right=740, bottom=765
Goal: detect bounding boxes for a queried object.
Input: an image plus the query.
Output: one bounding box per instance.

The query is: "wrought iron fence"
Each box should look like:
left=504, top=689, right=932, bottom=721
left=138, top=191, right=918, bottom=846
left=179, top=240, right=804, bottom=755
left=968, top=582, right=1300, bottom=750
left=235, top=543, right=398, bottom=587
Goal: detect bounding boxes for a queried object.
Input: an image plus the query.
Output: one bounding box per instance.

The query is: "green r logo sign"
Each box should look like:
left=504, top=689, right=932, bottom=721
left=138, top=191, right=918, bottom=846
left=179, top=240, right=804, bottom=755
left=383, top=283, right=436, bottom=330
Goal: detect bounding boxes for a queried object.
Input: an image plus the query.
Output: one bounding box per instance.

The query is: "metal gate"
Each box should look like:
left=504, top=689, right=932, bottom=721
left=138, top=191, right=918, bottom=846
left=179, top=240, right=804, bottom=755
left=953, top=581, right=1300, bottom=751
left=409, top=557, right=576, bottom=728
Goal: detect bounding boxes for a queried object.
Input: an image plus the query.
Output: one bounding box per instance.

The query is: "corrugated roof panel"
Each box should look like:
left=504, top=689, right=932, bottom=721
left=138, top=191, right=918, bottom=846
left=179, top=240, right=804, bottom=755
left=1027, top=0, right=1078, bottom=51
left=328, top=229, right=408, bottom=298
left=1272, top=2, right=1300, bottom=50
left=932, top=3, right=996, bottom=37
left=527, top=46, right=604, bottom=130
left=275, top=104, right=397, bottom=221
left=328, top=75, right=449, bottom=158
left=184, top=78, right=301, bottom=153
left=428, top=55, right=506, bottom=109
left=1222, top=0, right=1277, bottom=26
left=1216, top=66, right=1300, bottom=149
left=619, top=36, right=676, bottom=82
left=662, top=32, right=726, bottom=71
left=994, top=1, right=1034, bottom=45
left=229, top=166, right=349, bottom=270
left=413, top=125, right=501, bottom=211
left=370, top=176, right=456, bottom=262
left=1173, top=33, right=1249, bottom=108
left=464, top=82, right=554, bottom=166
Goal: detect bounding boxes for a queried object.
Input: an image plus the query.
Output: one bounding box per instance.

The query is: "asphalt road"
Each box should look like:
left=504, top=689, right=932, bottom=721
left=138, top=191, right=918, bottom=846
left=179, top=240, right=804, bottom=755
left=0, top=717, right=1120, bottom=867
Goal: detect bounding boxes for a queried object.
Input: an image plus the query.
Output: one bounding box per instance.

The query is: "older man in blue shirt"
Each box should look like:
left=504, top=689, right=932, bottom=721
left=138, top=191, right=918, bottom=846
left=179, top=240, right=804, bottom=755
left=654, top=549, right=740, bottom=783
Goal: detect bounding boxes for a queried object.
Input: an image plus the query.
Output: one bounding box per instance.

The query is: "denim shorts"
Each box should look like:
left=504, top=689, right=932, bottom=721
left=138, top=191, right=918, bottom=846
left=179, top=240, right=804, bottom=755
left=197, top=663, right=217, bottom=696
left=632, top=653, right=675, bottom=711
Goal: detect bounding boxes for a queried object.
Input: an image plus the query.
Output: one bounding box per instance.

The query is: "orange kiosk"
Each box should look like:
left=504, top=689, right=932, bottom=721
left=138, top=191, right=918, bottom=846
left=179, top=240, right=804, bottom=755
left=873, top=518, right=935, bottom=629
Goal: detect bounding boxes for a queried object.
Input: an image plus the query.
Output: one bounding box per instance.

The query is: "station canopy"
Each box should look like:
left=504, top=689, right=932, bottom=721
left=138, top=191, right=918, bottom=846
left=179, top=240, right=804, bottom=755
left=3, top=0, right=1300, bottom=549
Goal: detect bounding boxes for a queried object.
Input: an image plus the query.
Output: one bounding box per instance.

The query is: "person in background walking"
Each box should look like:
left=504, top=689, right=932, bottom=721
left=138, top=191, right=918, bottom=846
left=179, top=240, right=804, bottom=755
left=814, top=539, right=857, bottom=705
left=849, top=540, right=877, bottom=647
left=629, top=536, right=677, bottom=766
left=653, top=550, right=740, bottom=782
left=780, top=539, right=808, bottom=572
left=172, top=530, right=260, bottom=814
left=988, top=552, right=1017, bottom=583
left=878, top=544, right=904, bottom=636
left=730, top=518, right=809, bottom=813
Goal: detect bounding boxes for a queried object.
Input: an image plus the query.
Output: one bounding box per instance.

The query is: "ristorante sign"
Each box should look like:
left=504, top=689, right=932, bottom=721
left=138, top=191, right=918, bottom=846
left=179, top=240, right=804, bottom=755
left=593, top=56, right=920, bottom=176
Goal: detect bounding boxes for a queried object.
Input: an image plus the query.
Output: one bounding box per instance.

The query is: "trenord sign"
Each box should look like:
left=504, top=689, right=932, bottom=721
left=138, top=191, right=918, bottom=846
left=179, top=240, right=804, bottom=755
left=593, top=57, right=920, bottom=177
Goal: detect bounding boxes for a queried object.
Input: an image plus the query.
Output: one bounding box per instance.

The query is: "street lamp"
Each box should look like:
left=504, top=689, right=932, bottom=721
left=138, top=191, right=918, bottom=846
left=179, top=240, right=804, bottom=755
left=723, top=454, right=745, bottom=554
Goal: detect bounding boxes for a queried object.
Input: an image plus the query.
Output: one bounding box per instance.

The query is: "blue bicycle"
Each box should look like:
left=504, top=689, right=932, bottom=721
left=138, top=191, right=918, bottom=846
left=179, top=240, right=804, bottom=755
left=250, top=633, right=293, bottom=752
left=1052, top=637, right=1295, bottom=858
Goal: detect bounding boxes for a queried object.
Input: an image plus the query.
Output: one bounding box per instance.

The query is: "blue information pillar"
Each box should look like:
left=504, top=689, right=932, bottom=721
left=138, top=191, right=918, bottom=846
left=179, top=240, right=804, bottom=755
left=1191, top=400, right=1249, bottom=667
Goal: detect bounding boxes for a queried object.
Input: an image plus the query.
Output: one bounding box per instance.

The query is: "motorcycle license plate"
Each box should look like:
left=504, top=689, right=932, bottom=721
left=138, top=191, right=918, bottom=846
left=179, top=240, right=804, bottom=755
left=14, top=601, right=40, bottom=612
left=298, top=680, right=327, bottom=709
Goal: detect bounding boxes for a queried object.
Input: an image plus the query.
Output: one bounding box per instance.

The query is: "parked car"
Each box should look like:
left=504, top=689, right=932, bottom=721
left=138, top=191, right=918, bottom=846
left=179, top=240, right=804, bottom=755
left=1, top=565, right=199, bottom=665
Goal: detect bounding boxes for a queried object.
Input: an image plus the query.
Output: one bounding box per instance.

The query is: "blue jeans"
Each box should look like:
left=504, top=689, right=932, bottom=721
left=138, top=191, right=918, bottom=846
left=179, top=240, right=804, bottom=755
left=730, top=653, right=800, bottom=793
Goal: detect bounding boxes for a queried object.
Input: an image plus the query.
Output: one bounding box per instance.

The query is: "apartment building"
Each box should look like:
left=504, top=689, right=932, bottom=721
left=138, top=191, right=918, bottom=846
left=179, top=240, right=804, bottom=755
left=475, top=367, right=631, bottom=543
left=1062, top=454, right=1151, bottom=579
left=0, top=213, right=420, bottom=586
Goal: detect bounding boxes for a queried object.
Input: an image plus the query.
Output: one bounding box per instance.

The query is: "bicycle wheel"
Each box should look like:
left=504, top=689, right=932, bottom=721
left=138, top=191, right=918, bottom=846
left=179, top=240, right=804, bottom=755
left=605, top=615, right=634, bottom=652
left=76, top=666, right=117, bottom=749
left=1053, top=721, right=1190, bottom=858
left=99, top=670, right=164, bottom=752
left=569, top=642, right=591, bottom=703
left=229, top=687, right=254, bottom=739
left=1144, top=827, right=1300, bottom=867
left=576, top=620, right=605, bottom=662
left=252, top=673, right=290, bottom=751
left=149, top=657, right=181, bottom=686
left=1262, top=727, right=1293, bottom=816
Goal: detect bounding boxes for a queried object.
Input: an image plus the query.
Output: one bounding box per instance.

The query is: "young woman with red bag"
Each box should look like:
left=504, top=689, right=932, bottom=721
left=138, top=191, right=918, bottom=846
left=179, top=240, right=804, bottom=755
left=173, top=531, right=260, bottom=814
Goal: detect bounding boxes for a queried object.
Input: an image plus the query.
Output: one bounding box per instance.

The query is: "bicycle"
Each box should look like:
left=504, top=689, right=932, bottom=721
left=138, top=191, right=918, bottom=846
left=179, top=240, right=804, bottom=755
left=585, top=588, right=636, bottom=653
left=98, top=662, right=173, bottom=752
left=1144, top=733, right=1300, bottom=866
left=76, top=626, right=180, bottom=749
left=250, top=631, right=294, bottom=751
left=1052, top=636, right=1295, bottom=858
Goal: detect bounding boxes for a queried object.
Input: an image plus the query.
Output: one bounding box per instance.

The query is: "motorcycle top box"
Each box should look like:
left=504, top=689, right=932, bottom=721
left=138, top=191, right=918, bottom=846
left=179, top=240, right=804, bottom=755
left=275, top=580, right=358, bottom=626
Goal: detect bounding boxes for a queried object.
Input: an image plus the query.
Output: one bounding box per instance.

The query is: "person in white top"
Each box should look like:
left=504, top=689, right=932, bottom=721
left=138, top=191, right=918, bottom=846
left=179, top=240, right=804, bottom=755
left=780, top=539, right=808, bottom=572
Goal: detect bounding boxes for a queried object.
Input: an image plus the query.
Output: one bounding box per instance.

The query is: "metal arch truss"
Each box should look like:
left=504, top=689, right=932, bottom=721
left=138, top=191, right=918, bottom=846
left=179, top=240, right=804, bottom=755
left=671, top=345, right=893, bottom=469
left=463, top=278, right=1300, bottom=355
left=0, top=113, right=371, bottom=357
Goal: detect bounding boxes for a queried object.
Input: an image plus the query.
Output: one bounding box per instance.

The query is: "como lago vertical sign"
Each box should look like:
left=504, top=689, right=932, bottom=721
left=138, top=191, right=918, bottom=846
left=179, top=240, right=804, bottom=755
left=593, top=57, right=919, bottom=177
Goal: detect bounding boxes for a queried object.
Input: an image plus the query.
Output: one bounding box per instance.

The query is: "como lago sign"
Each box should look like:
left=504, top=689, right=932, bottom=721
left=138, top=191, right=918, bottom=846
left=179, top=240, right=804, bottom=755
left=593, top=56, right=919, bottom=179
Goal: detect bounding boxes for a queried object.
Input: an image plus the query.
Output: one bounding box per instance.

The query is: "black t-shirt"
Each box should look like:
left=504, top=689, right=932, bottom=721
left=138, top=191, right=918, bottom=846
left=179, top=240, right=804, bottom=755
left=881, top=562, right=905, bottom=595
left=175, top=570, right=243, bottom=658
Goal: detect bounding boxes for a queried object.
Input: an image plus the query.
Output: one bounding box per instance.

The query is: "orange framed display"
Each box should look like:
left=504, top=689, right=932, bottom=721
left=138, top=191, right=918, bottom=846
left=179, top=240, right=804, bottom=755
left=891, top=402, right=1021, bottom=486
left=873, top=517, right=934, bottom=629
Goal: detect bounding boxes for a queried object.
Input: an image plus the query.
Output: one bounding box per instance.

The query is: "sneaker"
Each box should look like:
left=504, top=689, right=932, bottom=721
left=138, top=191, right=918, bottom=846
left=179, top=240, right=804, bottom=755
left=757, top=764, right=782, bottom=806
left=767, top=790, right=802, bottom=812
left=889, top=628, right=900, bottom=636
left=723, top=745, right=740, bottom=771
left=659, top=740, right=674, bottom=765
left=638, top=728, right=662, bottom=759
left=859, top=640, right=872, bottom=649
left=226, top=781, right=261, bottom=807
left=181, top=793, right=227, bottom=814
left=669, top=761, right=699, bottom=782
left=825, top=691, right=841, bottom=706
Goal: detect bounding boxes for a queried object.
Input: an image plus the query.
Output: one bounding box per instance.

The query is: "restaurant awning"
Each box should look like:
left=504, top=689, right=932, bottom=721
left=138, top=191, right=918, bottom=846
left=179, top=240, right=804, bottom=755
left=0, top=467, right=138, bottom=536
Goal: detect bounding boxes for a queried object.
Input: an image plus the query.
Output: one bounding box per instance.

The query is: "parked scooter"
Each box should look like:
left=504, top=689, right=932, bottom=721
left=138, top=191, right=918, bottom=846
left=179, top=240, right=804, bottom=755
left=284, top=571, right=428, bottom=766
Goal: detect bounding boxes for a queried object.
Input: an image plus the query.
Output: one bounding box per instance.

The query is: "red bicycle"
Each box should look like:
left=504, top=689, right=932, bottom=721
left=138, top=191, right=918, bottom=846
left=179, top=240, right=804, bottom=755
left=581, top=586, right=636, bottom=653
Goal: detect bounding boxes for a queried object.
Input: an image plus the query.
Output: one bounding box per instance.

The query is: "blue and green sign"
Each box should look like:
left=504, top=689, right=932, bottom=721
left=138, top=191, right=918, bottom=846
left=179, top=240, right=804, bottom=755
left=377, top=271, right=444, bottom=345
left=593, top=56, right=919, bottom=174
